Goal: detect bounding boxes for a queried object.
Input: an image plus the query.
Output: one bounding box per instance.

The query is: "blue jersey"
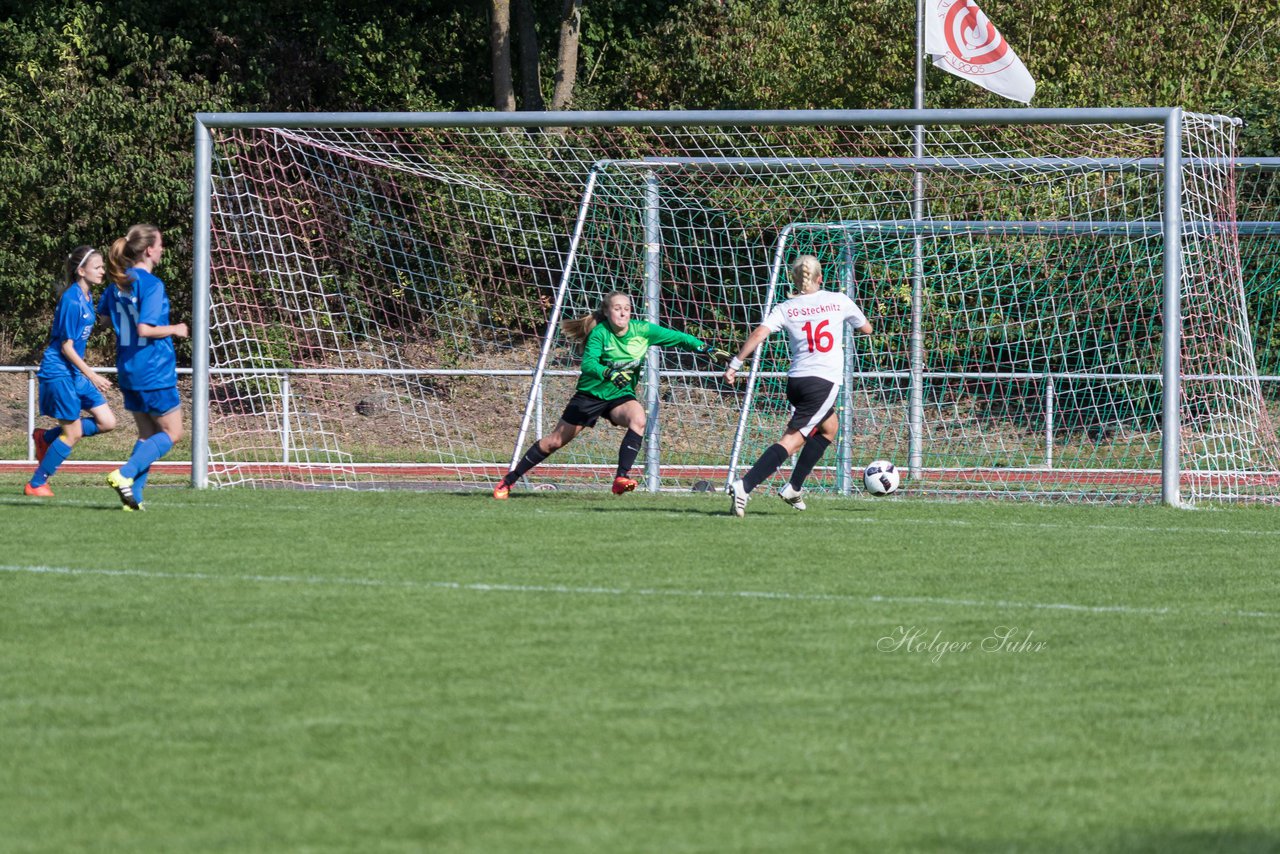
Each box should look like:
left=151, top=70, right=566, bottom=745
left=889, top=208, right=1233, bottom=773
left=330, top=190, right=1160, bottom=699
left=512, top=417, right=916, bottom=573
left=37, top=285, right=96, bottom=381
left=97, top=267, right=177, bottom=391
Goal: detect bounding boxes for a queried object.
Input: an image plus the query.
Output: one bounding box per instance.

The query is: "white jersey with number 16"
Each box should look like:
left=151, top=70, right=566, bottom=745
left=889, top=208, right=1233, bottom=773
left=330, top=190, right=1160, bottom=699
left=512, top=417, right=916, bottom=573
left=762, top=290, right=868, bottom=380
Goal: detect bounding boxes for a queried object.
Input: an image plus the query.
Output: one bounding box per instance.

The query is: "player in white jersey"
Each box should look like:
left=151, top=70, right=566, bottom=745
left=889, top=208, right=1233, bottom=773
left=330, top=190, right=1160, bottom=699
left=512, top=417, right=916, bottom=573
left=722, top=255, right=873, bottom=517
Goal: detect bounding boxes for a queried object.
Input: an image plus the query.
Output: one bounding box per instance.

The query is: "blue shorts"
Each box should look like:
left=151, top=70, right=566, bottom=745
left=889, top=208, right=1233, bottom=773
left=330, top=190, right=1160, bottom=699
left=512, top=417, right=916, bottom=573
left=39, top=374, right=108, bottom=422
left=122, top=386, right=182, bottom=416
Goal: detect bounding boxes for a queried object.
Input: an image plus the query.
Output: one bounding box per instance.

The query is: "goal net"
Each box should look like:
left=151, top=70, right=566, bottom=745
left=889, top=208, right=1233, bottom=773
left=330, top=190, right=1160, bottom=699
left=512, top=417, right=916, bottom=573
left=195, top=110, right=1280, bottom=504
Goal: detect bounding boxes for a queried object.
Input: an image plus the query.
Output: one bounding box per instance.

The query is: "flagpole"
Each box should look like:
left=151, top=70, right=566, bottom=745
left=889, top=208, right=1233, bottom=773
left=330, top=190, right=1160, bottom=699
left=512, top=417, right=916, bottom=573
left=915, top=0, right=926, bottom=111
left=908, top=0, right=926, bottom=480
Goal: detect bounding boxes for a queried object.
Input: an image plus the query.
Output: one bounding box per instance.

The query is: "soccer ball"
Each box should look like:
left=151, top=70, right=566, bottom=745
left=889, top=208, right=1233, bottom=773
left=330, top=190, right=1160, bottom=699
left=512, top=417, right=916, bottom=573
left=863, top=460, right=900, bottom=496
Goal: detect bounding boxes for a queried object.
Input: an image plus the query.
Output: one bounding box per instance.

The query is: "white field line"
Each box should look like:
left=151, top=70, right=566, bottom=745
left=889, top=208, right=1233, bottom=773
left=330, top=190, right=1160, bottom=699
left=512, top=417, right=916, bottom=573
left=920, top=518, right=1280, bottom=539
left=1, top=563, right=1275, bottom=619
left=9, top=494, right=1280, bottom=539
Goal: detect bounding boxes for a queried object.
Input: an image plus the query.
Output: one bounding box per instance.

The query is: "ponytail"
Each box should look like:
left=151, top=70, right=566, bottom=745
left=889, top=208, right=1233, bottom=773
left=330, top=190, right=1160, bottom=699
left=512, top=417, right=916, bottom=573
left=106, top=236, right=131, bottom=286
left=560, top=312, right=599, bottom=343
left=106, top=223, right=160, bottom=285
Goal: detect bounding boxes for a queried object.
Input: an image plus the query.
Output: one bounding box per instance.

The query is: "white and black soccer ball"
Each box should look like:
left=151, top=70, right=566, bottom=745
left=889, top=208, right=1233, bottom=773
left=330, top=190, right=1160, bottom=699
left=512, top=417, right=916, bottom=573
left=863, top=460, right=900, bottom=496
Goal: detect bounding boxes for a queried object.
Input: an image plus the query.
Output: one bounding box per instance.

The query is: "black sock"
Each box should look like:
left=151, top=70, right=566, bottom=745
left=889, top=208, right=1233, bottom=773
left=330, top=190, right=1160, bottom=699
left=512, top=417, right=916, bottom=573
left=742, top=443, right=790, bottom=493
left=789, top=435, right=831, bottom=490
left=506, top=441, right=550, bottom=484
left=615, top=429, right=644, bottom=478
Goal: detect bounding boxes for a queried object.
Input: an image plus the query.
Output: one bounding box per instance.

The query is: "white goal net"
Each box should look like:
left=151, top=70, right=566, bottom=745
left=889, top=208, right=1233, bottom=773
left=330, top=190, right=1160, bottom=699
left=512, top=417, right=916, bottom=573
left=194, top=109, right=1280, bottom=504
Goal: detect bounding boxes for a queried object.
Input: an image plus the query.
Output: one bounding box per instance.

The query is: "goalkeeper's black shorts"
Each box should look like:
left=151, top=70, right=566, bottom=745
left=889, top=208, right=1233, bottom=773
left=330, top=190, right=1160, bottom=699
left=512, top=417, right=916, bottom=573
left=560, top=391, right=638, bottom=428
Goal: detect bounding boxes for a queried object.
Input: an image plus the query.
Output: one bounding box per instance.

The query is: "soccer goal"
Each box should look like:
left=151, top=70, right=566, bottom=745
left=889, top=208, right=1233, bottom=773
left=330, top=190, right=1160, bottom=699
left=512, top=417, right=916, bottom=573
left=192, top=108, right=1280, bottom=505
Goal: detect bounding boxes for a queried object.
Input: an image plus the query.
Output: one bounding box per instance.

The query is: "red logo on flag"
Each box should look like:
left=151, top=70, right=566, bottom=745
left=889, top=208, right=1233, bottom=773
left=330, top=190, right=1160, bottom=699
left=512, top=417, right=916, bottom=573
left=944, top=1, right=1009, bottom=65
left=925, top=0, right=1036, bottom=102
left=938, top=0, right=1018, bottom=76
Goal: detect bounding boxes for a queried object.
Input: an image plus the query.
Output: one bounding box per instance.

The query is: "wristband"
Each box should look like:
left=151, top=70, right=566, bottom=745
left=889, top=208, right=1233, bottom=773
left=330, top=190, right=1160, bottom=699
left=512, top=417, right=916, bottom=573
left=728, top=356, right=743, bottom=370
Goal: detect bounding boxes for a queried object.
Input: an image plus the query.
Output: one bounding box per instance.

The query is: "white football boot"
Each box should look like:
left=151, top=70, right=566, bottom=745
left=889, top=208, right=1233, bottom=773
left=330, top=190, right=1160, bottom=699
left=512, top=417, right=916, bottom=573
left=778, top=483, right=806, bottom=511
left=728, top=479, right=750, bottom=517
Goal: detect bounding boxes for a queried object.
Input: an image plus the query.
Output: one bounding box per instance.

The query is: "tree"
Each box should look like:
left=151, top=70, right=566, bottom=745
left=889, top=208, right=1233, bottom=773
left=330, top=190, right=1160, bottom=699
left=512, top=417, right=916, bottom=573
left=4, top=0, right=1280, bottom=361
left=487, top=0, right=583, bottom=111
left=514, top=0, right=545, bottom=111
left=489, top=0, right=516, bottom=111
left=550, top=0, right=582, bottom=110
left=0, top=3, right=231, bottom=357
left=592, top=0, right=1280, bottom=144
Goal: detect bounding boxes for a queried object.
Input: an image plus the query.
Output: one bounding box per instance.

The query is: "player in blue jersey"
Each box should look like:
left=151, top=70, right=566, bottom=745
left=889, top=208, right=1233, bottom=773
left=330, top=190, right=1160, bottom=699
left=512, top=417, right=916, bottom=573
left=98, top=224, right=188, bottom=510
left=24, top=246, right=119, bottom=497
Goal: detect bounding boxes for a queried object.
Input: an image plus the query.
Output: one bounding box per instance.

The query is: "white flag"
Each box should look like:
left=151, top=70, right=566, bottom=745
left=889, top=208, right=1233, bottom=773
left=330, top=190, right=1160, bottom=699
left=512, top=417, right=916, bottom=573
left=924, top=0, right=1036, bottom=104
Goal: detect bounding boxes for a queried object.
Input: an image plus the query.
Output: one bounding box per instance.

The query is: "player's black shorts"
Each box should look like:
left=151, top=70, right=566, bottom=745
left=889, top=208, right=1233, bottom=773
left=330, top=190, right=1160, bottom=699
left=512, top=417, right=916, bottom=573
left=560, top=391, right=637, bottom=428
left=785, top=375, right=840, bottom=435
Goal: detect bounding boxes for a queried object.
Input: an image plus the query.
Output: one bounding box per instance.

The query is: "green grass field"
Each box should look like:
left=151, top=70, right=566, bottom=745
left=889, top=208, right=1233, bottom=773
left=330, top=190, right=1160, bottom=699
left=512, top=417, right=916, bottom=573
left=2, top=475, right=1279, bottom=853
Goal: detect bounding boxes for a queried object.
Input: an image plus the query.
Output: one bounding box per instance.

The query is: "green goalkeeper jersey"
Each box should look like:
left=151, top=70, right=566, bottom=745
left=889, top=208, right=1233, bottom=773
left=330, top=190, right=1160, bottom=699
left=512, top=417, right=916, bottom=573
left=577, top=319, right=704, bottom=400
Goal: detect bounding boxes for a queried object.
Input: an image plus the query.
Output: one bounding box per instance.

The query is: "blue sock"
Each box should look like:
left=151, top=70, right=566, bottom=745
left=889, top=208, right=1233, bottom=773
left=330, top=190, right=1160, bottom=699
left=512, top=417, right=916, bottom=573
left=31, top=437, right=73, bottom=486
left=130, top=440, right=150, bottom=501
left=126, top=440, right=149, bottom=502
left=80, top=417, right=100, bottom=438
left=120, top=433, right=174, bottom=479
left=41, top=426, right=61, bottom=445
left=133, top=468, right=150, bottom=503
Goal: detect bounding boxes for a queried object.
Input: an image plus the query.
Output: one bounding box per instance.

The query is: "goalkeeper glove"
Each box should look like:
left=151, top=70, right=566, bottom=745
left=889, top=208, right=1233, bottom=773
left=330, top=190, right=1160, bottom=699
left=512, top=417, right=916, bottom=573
left=698, top=342, right=734, bottom=364
left=603, top=366, right=634, bottom=389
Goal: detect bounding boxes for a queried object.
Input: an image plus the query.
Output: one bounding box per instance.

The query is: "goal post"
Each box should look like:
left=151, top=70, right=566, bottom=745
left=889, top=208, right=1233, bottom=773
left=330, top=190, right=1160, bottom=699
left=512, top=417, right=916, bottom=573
left=191, top=108, right=1280, bottom=505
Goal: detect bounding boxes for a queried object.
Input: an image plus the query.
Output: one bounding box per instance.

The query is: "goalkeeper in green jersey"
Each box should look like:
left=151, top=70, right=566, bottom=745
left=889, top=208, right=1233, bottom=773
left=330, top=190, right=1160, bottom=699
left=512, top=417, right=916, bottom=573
left=494, top=292, right=729, bottom=499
